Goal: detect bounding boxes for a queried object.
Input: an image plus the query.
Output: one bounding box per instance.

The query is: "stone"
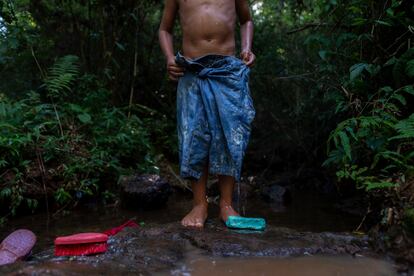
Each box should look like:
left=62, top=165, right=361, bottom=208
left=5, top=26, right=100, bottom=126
left=119, top=174, right=172, bottom=209
left=260, top=184, right=292, bottom=204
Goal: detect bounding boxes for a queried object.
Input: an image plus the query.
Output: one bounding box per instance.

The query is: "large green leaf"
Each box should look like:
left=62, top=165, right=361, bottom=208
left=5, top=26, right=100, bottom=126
left=338, top=131, right=352, bottom=160
left=406, top=60, right=414, bottom=77
left=349, top=63, right=368, bottom=80
left=78, top=113, right=92, bottom=124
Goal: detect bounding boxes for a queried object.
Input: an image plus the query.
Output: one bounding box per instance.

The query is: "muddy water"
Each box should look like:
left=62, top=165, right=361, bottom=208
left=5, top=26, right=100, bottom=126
left=1, top=192, right=358, bottom=249
left=168, top=228, right=398, bottom=276
left=235, top=192, right=361, bottom=232
left=175, top=255, right=397, bottom=276
left=0, top=193, right=398, bottom=275
left=0, top=194, right=191, bottom=252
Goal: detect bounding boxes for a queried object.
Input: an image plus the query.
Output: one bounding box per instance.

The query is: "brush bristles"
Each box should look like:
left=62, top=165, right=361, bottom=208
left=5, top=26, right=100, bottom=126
left=55, top=242, right=108, bottom=256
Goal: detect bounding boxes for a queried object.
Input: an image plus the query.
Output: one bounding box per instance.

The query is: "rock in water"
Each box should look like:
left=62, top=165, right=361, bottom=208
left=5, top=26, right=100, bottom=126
left=119, top=174, right=172, bottom=209
left=260, top=184, right=292, bottom=205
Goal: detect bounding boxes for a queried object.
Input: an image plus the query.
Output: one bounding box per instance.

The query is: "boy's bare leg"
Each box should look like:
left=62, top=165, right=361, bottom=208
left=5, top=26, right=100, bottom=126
left=181, top=165, right=208, bottom=228
left=218, top=175, right=240, bottom=222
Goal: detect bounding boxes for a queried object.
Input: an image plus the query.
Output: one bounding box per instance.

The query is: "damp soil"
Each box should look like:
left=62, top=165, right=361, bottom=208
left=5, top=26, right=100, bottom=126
left=0, top=193, right=399, bottom=275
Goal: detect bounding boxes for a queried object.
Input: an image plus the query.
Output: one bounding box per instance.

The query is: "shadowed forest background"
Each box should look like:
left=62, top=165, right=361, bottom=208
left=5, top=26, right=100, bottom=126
left=0, top=0, right=413, bottom=266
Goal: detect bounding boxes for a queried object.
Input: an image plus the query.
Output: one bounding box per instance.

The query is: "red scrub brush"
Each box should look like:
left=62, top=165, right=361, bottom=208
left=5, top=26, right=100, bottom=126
left=54, top=220, right=138, bottom=256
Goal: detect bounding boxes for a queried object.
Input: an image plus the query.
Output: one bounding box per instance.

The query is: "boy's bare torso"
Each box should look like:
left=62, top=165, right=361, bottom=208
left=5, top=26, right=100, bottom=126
left=177, top=0, right=237, bottom=58
left=159, top=0, right=254, bottom=74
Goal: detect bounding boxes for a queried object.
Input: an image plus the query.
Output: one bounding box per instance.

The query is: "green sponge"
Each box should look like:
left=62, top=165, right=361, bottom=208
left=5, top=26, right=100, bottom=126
left=225, top=216, right=266, bottom=231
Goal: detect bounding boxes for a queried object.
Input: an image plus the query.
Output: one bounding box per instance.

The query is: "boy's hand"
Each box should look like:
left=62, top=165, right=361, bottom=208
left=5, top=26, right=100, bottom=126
left=167, top=58, right=185, bottom=81
left=241, top=50, right=256, bottom=67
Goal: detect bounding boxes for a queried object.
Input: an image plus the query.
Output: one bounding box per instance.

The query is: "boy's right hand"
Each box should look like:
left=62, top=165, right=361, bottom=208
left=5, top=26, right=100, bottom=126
left=167, top=58, right=185, bottom=81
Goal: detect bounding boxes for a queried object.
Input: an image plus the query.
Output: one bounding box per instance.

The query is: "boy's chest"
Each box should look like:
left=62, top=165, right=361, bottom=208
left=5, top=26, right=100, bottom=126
left=177, top=0, right=235, bottom=11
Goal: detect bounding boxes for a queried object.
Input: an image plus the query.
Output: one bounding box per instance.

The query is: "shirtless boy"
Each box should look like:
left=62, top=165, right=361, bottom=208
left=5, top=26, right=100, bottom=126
left=159, top=0, right=256, bottom=228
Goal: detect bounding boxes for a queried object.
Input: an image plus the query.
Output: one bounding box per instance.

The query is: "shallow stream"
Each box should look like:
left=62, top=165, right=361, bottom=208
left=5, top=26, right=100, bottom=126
left=0, top=192, right=398, bottom=275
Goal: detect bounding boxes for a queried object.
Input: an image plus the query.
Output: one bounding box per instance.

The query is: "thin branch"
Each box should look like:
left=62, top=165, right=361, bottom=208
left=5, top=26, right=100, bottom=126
left=165, top=163, right=192, bottom=192
left=128, top=8, right=140, bottom=119
left=35, top=146, right=50, bottom=223
left=287, top=23, right=349, bottom=35
left=31, top=46, right=46, bottom=80
left=273, top=73, right=314, bottom=80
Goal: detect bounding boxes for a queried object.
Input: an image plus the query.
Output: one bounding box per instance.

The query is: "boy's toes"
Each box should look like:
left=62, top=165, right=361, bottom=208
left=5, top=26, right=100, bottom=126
left=181, top=217, right=194, bottom=227
left=181, top=204, right=208, bottom=228
left=181, top=218, right=189, bottom=227
left=187, top=219, right=203, bottom=228
left=219, top=205, right=240, bottom=223
left=194, top=219, right=204, bottom=228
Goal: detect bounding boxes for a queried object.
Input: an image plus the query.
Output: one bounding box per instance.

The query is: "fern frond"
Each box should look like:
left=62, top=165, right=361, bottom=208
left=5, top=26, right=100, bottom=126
left=365, top=181, right=396, bottom=190
left=44, top=55, right=79, bottom=98
left=390, top=114, right=414, bottom=140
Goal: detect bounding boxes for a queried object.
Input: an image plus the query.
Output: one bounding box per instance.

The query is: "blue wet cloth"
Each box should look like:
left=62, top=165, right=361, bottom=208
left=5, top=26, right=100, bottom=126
left=175, top=52, right=255, bottom=182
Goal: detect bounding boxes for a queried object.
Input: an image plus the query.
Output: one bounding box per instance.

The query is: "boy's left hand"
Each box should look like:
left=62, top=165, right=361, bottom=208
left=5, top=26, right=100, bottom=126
left=241, top=50, right=256, bottom=67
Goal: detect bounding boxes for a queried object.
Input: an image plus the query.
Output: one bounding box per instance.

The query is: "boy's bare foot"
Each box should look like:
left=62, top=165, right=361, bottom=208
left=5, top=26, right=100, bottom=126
left=220, top=203, right=240, bottom=223
left=181, top=203, right=208, bottom=228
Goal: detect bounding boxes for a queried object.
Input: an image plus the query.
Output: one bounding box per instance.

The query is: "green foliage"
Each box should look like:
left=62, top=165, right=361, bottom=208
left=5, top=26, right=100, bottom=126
left=404, top=208, right=414, bottom=235
left=319, top=0, right=414, bottom=191
left=44, top=55, right=79, bottom=98
left=392, top=114, right=414, bottom=140
left=0, top=55, right=157, bottom=215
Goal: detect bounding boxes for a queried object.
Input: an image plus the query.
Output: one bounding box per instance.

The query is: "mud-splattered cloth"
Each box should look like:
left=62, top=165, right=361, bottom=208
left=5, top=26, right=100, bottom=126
left=175, top=52, right=255, bottom=182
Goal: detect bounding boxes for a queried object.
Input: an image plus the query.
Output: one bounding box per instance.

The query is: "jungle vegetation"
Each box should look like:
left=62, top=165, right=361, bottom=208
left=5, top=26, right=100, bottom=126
left=0, top=0, right=413, bottom=255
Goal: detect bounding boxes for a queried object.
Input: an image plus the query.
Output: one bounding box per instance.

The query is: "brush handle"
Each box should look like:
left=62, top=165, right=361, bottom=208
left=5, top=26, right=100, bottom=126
left=103, top=220, right=138, bottom=236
